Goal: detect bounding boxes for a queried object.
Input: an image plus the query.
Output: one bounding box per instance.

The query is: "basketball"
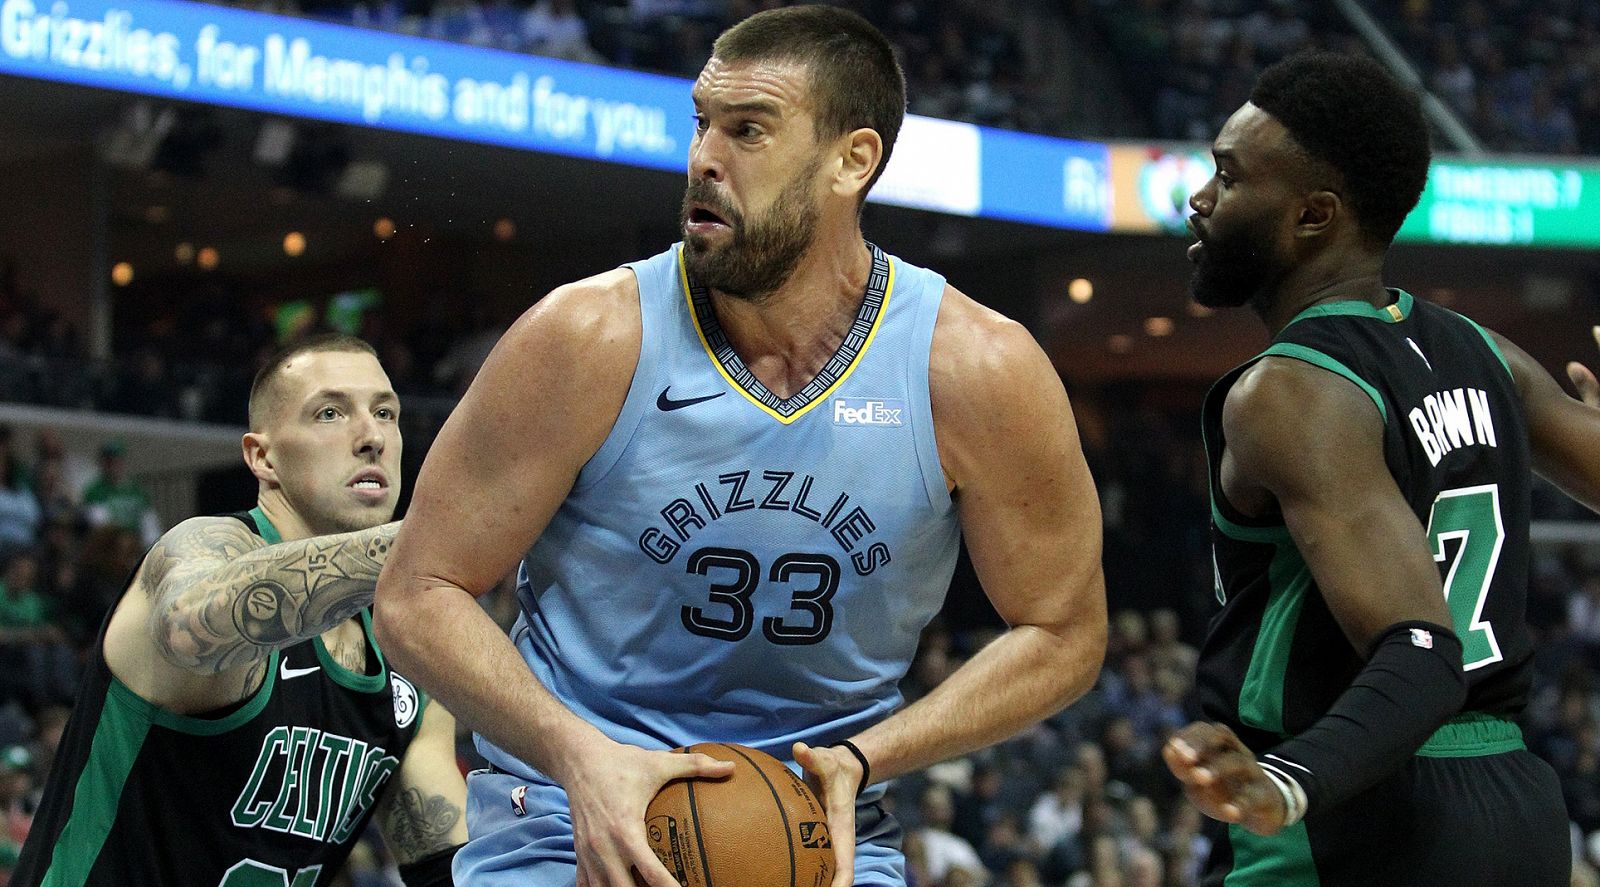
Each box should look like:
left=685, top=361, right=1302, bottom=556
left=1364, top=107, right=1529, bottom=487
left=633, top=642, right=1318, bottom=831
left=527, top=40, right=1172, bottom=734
left=642, top=743, right=836, bottom=887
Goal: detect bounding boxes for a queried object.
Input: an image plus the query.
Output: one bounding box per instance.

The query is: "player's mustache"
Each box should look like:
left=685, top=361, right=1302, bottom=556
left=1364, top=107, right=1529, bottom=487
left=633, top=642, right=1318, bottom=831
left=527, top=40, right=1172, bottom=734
left=682, top=182, right=743, bottom=227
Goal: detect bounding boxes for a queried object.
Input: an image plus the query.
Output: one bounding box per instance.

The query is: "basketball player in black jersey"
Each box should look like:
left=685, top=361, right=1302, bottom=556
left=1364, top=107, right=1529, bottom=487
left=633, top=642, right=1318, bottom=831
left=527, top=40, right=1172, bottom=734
left=1160, top=52, right=1600, bottom=886
left=15, top=334, right=466, bottom=886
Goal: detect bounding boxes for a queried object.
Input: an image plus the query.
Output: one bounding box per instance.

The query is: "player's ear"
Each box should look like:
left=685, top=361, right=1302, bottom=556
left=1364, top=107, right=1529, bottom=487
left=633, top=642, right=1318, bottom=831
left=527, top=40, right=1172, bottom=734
left=832, top=127, right=883, bottom=201
left=241, top=432, right=278, bottom=486
left=1295, top=190, right=1340, bottom=240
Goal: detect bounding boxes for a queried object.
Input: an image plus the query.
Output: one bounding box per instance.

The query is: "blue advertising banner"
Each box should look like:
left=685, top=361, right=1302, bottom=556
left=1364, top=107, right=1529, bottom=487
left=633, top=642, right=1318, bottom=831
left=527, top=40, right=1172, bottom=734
left=979, top=128, right=1112, bottom=232
left=0, top=0, right=693, bottom=170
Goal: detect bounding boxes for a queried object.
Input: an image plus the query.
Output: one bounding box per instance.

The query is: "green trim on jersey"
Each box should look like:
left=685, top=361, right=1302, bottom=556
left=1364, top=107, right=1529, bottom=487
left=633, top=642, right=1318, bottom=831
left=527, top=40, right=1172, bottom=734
left=111, top=654, right=281, bottom=736
left=40, top=687, right=154, bottom=887
left=1211, top=501, right=1293, bottom=544
left=1453, top=313, right=1513, bottom=379
left=1237, top=542, right=1314, bottom=734
left=1283, top=289, right=1413, bottom=328
left=315, top=610, right=388, bottom=693
left=1225, top=821, right=1320, bottom=887
left=247, top=506, right=282, bottom=544
left=1260, top=343, right=1387, bottom=424
left=1416, top=712, right=1525, bottom=758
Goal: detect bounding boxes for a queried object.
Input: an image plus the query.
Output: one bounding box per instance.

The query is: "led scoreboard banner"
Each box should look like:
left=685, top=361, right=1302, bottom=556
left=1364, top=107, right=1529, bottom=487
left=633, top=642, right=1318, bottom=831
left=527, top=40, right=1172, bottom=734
left=1, top=0, right=1593, bottom=248
left=1396, top=161, right=1600, bottom=249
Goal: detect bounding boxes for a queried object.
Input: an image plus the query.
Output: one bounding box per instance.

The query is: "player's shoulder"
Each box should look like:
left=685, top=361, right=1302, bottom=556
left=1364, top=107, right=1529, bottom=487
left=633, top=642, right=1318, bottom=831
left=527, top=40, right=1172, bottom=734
left=150, top=515, right=266, bottom=564
left=491, top=268, right=642, bottom=373
left=930, top=283, right=1047, bottom=380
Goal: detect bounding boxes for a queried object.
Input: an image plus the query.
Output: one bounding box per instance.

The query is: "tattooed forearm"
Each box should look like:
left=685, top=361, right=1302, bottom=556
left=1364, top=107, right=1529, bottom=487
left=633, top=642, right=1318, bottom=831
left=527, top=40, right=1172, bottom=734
left=378, top=786, right=464, bottom=864
left=146, top=517, right=401, bottom=673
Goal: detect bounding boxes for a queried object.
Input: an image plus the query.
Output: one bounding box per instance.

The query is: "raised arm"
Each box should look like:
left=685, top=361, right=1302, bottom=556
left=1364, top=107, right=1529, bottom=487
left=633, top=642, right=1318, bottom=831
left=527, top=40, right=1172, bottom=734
left=1493, top=328, right=1600, bottom=513
left=1165, top=357, right=1464, bottom=835
left=105, top=515, right=400, bottom=708
left=372, top=273, right=731, bottom=887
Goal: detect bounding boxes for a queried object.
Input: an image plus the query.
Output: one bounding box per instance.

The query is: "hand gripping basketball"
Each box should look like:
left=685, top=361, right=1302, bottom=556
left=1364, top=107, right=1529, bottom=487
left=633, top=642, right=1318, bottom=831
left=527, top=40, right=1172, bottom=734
left=563, top=739, right=734, bottom=887
left=643, top=743, right=838, bottom=887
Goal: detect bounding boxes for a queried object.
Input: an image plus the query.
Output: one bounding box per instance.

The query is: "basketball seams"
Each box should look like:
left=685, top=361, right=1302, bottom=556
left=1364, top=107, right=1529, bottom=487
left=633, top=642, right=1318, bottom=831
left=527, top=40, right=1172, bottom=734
left=716, top=743, right=797, bottom=887
left=683, top=766, right=715, bottom=887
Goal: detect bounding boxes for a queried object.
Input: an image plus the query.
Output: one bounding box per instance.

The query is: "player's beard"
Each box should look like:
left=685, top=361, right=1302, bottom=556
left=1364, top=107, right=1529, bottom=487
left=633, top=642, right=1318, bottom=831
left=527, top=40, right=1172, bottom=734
left=681, top=155, right=823, bottom=303
left=1189, top=212, right=1290, bottom=311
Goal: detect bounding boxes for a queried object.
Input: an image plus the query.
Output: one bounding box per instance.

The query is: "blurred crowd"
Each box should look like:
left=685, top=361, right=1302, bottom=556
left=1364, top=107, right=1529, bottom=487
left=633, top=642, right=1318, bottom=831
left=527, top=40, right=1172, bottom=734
left=1082, top=0, right=1600, bottom=155
left=212, top=0, right=1059, bottom=135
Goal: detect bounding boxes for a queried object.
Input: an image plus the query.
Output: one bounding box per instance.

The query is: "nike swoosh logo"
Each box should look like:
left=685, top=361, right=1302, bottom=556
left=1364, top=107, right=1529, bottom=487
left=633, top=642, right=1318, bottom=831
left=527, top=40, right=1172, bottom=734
left=280, top=660, right=321, bottom=680
left=657, top=387, right=725, bottom=411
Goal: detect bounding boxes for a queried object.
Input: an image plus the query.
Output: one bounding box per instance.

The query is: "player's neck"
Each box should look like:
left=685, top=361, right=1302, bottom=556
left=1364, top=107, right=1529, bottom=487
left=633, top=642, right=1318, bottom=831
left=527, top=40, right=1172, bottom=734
left=708, top=229, right=872, bottom=393
left=1258, top=252, right=1388, bottom=337
left=254, top=492, right=313, bottom=542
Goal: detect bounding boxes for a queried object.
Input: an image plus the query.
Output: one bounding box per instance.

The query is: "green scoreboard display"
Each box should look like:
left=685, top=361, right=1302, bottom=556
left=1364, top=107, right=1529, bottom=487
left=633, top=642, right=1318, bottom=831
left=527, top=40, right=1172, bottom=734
left=1397, top=160, right=1600, bottom=249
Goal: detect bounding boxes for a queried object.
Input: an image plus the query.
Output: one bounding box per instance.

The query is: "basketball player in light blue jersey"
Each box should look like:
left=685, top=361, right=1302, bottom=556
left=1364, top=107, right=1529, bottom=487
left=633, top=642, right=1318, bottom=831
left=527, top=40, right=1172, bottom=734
left=374, top=7, right=1108, bottom=887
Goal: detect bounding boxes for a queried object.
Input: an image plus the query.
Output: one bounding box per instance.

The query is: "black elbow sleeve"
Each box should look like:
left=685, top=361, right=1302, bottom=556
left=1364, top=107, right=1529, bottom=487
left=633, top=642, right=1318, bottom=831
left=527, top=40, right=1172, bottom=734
left=1262, top=620, right=1467, bottom=816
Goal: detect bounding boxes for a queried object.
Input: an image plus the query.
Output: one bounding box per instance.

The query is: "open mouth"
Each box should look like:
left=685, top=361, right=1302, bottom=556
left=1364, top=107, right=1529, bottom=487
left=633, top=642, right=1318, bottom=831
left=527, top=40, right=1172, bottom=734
left=686, top=204, right=732, bottom=234
left=348, top=469, right=388, bottom=496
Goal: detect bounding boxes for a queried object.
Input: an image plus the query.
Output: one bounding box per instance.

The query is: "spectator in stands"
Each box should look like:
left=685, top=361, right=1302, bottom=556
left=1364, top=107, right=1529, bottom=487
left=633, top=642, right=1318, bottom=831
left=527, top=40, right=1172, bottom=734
left=0, top=440, right=38, bottom=558
left=953, top=762, right=1009, bottom=849
left=80, top=441, right=159, bottom=546
left=920, top=783, right=991, bottom=887
left=0, top=553, right=75, bottom=708
left=520, top=0, right=605, bottom=63
left=0, top=743, right=33, bottom=879
left=1521, top=82, right=1581, bottom=154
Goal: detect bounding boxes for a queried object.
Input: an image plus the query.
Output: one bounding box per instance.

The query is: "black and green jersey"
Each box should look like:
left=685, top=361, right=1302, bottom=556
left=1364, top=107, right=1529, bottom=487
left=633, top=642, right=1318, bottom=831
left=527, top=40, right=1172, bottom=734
left=1196, top=290, right=1533, bottom=748
left=14, top=509, right=427, bottom=887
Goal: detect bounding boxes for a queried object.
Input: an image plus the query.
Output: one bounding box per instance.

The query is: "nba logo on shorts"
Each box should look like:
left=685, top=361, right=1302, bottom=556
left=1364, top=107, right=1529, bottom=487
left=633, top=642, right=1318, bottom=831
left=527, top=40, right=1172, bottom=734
left=391, top=674, right=419, bottom=728
left=1410, top=628, right=1434, bottom=649
left=511, top=785, right=529, bottom=817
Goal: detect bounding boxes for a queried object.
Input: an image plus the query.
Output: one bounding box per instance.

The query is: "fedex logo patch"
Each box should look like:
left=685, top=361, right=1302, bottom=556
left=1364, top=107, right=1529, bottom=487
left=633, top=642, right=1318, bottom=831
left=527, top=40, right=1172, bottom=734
left=833, top=398, right=905, bottom=427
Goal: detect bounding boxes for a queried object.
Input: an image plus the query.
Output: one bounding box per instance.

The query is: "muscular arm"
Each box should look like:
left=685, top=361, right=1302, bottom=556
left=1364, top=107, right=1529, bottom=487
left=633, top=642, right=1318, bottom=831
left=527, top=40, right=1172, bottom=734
left=1166, top=357, right=1466, bottom=834
left=132, top=516, right=400, bottom=674
left=1493, top=329, right=1600, bottom=512
left=373, top=274, right=635, bottom=777
left=376, top=700, right=468, bottom=865
left=1227, top=358, right=1452, bottom=649
left=846, top=290, right=1108, bottom=782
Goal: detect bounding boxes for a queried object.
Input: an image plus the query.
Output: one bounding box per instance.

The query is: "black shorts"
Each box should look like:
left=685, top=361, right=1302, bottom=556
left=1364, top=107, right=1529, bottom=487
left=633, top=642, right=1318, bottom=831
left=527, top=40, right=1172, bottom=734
left=1203, top=746, right=1569, bottom=887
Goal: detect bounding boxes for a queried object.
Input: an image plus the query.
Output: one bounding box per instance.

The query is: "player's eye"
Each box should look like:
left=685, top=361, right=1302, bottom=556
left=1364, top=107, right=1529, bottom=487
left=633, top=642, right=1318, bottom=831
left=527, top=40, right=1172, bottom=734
left=693, top=114, right=709, bottom=133
left=316, top=406, right=341, bottom=421
left=375, top=407, right=396, bottom=421
left=737, top=123, right=762, bottom=140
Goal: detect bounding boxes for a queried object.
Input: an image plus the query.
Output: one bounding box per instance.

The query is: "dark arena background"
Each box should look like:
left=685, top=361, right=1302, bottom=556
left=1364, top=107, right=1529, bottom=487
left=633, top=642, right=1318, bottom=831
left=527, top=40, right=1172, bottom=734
left=1, top=0, right=1598, bottom=884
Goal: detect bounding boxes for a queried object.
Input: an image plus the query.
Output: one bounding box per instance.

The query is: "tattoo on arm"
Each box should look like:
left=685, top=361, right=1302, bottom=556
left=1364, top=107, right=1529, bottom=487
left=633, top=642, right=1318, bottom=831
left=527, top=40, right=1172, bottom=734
left=144, top=518, right=401, bottom=673
left=378, top=786, right=464, bottom=864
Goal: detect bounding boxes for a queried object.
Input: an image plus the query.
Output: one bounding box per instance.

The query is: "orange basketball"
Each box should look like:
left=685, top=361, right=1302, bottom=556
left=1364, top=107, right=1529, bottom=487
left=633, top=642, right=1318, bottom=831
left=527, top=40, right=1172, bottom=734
left=643, top=743, right=836, bottom=887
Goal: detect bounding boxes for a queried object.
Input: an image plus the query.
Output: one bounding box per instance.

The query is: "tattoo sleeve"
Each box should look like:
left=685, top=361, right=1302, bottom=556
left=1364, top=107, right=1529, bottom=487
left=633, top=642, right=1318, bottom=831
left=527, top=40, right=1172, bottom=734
left=144, top=517, right=402, bottom=673
left=377, top=786, right=465, bottom=865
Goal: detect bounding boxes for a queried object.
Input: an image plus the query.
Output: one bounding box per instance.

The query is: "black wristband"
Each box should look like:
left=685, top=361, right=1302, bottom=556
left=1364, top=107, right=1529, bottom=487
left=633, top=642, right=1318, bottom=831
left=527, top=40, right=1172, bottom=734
left=398, top=843, right=462, bottom=887
left=832, top=739, right=871, bottom=796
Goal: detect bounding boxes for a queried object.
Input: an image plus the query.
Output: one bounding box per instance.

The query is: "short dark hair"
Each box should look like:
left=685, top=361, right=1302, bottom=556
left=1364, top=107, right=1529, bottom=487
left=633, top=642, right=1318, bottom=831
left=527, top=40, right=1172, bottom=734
left=1250, top=51, right=1431, bottom=247
left=712, top=5, right=906, bottom=196
left=248, top=333, right=379, bottom=431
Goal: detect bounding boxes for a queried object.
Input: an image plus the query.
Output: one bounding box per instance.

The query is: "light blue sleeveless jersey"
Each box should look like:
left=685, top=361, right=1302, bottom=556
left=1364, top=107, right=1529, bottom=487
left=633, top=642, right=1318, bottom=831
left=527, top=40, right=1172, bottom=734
left=480, top=242, right=959, bottom=773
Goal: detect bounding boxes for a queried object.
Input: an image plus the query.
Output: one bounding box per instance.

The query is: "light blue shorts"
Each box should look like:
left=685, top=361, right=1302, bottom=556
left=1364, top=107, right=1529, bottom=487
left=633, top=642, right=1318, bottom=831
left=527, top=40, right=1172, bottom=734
left=454, top=766, right=906, bottom=886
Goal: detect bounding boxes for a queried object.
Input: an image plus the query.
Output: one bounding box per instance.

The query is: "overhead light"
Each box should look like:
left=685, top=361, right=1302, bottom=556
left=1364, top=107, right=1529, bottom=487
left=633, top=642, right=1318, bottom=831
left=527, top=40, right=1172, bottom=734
left=1185, top=302, right=1214, bottom=317
left=110, top=262, right=134, bottom=286
left=494, top=218, right=516, bottom=242
left=374, top=218, right=395, bottom=240
left=1108, top=334, right=1133, bottom=354
left=174, top=242, right=195, bottom=264
left=1144, top=316, right=1174, bottom=337
left=1068, top=278, right=1093, bottom=304
left=197, top=246, right=219, bottom=270
left=283, top=231, right=306, bottom=257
